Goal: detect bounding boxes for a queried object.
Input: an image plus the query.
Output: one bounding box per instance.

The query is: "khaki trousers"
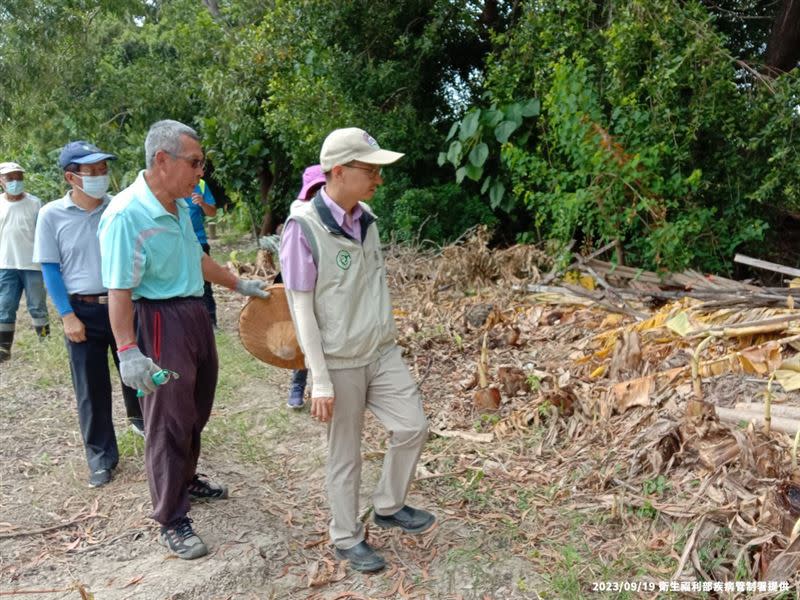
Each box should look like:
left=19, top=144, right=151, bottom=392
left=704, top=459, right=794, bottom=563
left=326, top=344, right=428, bottom=549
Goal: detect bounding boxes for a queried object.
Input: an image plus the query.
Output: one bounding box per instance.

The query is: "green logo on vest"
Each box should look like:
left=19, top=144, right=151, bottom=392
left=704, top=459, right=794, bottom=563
left=336, top=249, right=352, bottom=270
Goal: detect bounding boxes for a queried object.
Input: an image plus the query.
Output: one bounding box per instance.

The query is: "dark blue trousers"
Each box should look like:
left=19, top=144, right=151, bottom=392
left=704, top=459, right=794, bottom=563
left=201, top=243, right=217, bottom=327
left=66, top=300, right=142, bottom=472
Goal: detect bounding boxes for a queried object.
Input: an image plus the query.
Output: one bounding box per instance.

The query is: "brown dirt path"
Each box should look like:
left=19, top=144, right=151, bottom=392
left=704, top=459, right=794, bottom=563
left=0, top=251, right=535, bottom=600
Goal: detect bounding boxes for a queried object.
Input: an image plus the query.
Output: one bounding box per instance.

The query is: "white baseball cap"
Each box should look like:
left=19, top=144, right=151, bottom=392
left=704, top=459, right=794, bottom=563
left=319, top=128, right=404, bottom=172
left=0, top=162, right=25, bottom=175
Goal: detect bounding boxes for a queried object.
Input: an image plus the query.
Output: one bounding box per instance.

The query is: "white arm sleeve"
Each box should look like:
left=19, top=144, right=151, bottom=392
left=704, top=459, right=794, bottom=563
left=286, top=289, right=334, bottom=398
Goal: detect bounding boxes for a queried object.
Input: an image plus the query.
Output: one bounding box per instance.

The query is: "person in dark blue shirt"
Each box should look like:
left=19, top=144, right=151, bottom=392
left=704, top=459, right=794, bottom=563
left=184, top=179, right=217, bottom=327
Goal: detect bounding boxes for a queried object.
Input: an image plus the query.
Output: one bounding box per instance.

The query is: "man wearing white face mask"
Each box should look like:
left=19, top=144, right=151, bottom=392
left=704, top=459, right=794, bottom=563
left=33, top=141, right=144, bottom=488
left=0, top=161, right=49, bottom=362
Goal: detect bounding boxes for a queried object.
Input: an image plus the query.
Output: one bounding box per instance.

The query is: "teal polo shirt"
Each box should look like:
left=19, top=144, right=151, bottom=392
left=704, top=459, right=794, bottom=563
left=98, top=171, right=204, bottom=300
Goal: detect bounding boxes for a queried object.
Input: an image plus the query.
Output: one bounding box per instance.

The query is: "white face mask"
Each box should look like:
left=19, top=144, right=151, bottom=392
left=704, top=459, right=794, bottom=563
left=76, top=174, right=110, bottom=199
left=4, top=180, right=24, bottom=196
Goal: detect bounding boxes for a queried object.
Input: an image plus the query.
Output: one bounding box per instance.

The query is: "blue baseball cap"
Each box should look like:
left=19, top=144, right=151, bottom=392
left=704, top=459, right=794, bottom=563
left=59, top=141, right=117, bottom=170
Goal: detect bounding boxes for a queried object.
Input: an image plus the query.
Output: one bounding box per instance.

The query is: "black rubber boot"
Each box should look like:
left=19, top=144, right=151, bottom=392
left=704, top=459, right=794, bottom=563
left=0, top=330, right=14, bottom=362
left=34, top=324, right=50, bottom=339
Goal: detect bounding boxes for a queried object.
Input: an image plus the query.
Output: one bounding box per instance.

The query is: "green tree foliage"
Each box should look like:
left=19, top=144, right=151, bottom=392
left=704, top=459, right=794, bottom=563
left=391, top=184, right=498, bottom=245
left=0, top=0, right=208, bottom=198
left=443, top=0, right=799, bottom=271
left=4, top=0, right=800, bottom=270
left=203, top=0, right=492, bottom=232
left=0, top=0, right=493, bottom=237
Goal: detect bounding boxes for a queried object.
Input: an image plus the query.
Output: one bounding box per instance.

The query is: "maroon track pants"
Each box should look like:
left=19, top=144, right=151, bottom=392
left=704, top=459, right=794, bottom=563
left=134, top=297, right=218, bottom=526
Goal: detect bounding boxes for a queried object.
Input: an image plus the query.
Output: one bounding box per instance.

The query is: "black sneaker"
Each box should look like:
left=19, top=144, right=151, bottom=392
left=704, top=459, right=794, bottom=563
left=88, top=468, right=112, bottom=488
left=159, top=517, right=208, bottom=560
left=334, top=541, right=386, bottom=572
left=188, top=473, right=228, bottom=500
left=129, top=418, right=145, bottom=438
left=374, top=505, right=436, bottom=534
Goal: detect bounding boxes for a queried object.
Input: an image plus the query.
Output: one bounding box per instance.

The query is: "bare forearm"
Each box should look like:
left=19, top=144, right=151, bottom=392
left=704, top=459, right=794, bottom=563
left=202, top=204, right=217, bottom=217
left=108, top=289, right=136, bottom=347
left=201, top=253, right=237, bottom=289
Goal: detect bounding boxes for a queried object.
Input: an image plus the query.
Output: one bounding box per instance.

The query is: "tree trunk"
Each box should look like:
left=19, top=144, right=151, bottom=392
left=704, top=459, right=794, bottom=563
left=765, top=0, right=800, bottom=73
left=258, top=164, right=274, bottom=237
left=201, top=0, right=221, bottom=19
left=480, top=0, right=499, bottom=29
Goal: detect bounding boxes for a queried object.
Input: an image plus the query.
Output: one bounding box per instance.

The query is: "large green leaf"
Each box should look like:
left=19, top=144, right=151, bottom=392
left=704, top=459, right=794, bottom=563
left=447, top=140, right=463, bottom=166
left=469, top=142, right=489, bottom=167
left=521, top=98, right=541, bottom=117
left=482, top=109, right=504, bottom=128
left=465, top=163, right=483, bottom=181
left=505, top=103, right=523, bottom=125
left=455, top=166, right=467, bottom=183
left=489, top=181, right=506, bottom=209
left=495, top=121, right=519, bottom=143
left=459, top=110, right=481, bottom=141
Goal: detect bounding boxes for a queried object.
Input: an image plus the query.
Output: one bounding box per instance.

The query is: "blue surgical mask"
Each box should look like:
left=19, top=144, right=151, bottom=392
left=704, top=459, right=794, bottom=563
left=4, top=180, right=24, bottom=196
left=77, top=175, right=110, bottom=199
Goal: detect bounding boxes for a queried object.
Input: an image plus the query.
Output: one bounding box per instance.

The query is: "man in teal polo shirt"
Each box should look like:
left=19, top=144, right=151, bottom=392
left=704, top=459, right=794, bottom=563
left=98, top=119, right=268, bottom=560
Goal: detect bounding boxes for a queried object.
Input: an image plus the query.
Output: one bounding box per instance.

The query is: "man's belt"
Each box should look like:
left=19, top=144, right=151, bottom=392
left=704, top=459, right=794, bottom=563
left=70, top=294, right=108, bottom=304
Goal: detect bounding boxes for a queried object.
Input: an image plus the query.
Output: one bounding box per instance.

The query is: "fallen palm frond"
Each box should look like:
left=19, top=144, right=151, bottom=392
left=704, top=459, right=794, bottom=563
left=384, top=229, right=800, bottom=587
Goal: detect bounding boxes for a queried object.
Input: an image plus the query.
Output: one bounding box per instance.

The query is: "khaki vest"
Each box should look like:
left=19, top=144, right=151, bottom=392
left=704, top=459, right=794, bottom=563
left=287, top=193, right=396, bottom=369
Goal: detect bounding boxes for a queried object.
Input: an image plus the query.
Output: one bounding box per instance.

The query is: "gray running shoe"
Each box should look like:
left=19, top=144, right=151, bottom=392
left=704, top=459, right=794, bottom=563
left=159, top=517, right=208, bottom=560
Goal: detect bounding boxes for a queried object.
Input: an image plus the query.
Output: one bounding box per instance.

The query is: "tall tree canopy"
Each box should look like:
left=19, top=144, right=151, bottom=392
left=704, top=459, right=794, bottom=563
left=3, top=0, right=800, bottom=270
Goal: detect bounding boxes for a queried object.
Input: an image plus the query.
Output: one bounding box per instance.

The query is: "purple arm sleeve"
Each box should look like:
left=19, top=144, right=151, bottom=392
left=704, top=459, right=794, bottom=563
left=279, top=220, right=317, bottom=292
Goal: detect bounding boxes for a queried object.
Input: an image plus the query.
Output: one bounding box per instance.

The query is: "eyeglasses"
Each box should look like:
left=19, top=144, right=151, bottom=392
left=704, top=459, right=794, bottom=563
left=165, top=151, right=206, bottom=170
left=343, top=164, right=383, bottom=178
left=76, top=168, right=109, bottom=176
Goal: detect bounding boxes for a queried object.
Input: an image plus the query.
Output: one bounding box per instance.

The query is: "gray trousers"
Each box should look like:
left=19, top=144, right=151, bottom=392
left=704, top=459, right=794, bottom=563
left=326, top=344, right=428, bottom=549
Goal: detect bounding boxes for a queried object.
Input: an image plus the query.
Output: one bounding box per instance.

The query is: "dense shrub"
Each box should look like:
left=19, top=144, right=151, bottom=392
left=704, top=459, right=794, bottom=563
left=441, top=0, right=798, bottom=272
left=391, top=184, right=498, bottom=245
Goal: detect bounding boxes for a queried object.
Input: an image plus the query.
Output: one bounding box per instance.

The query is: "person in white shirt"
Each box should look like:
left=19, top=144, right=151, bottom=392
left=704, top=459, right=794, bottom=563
left=0, top=161, right=49, bottom=361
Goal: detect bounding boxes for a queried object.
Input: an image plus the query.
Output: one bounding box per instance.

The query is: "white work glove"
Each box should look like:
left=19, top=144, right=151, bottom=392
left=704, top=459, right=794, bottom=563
left=118, top=347, right=162, bottom=394
left=236, top=278, right=270, bottom=298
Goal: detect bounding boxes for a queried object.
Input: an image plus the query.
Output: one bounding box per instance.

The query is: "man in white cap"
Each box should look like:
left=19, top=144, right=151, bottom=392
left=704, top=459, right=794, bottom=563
left=279, top=127, right=434, bottom=573
left=0, top=161, right=49, bottom=361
